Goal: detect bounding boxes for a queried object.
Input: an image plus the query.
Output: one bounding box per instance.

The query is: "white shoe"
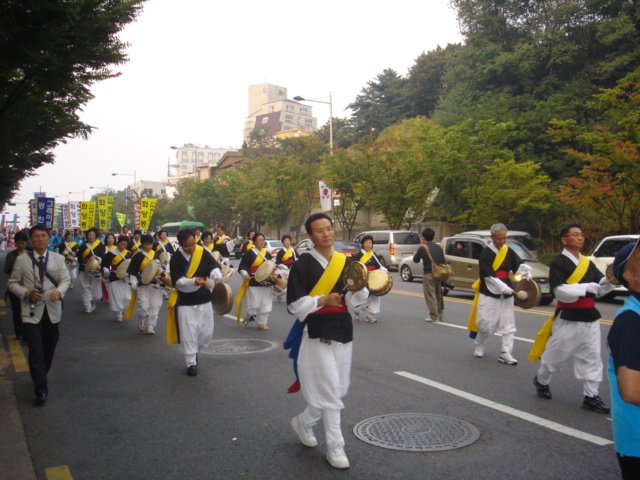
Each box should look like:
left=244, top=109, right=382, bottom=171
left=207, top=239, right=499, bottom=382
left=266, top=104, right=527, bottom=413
left=365, top=315, right=377, bottom=323
left=499, top=352, right=518, bottom=365
left=354, top=311, right=359, bottom=321
left=326, top=441, right=349, bottom=469
left=138, top=323, right=145, bottom=332
left=291, top=415, right=317, bottom=447
left=146, top=326, right=155, bottom=335
left=473, top=345, right=484, bottom=358
left=115, top=316, right=123, bottom=323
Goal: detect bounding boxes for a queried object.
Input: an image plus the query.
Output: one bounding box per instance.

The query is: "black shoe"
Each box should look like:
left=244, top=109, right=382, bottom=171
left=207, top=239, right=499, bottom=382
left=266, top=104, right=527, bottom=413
left=582, top=395, right=610, bottom=414
left=187, top=365, right=197, bottom=377
left=35, top=392, right=47, bottom=405
left=533, top=376, right=552, bottom=399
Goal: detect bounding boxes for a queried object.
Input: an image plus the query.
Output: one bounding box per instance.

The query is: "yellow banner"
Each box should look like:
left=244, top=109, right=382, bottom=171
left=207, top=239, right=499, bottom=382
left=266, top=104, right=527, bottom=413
left=139, top=198, right=157, bottom=231
left=115, top=212, right=127, bottom=228
left=97, top=196, right=115, bottom=229
left=80, top=201, right=97, bottom=230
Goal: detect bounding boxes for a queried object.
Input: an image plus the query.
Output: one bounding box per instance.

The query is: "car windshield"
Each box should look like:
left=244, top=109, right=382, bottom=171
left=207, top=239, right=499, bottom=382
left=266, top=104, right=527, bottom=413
left=506, top=241, right=536, bottom=261
left=395, top=232, right=421, bottom=245
left=269, top=241, right=283, bottom=248
left=335, top=241, right=359, bottom=252
left=592, top=238, right=637, bottom=257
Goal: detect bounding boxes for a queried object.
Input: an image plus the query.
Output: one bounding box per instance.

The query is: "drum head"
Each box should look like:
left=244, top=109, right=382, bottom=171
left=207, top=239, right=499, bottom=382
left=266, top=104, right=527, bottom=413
left=116, top=259, right=131, bottom=279
left=141, top=261, right=160, bottom=284
left=212, top=282, right=233, bottom=315
left=159, top=251, right=169, bottom=265
left=221, top=266, right=235, bottom=283
left=85, top=256, right=101, bottom=272
left=343, top=261, right=368, bottom=292
left=211, top=250, right=222, bottom=263
left=368, top=269, right=393, bottom=296
left=514, top=278, right=541, bottom=309
left=255, top=260, right=275, bottom=282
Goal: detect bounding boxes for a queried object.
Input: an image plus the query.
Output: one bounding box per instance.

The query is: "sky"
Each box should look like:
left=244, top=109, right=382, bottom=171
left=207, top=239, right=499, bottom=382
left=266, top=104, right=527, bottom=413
left=7, top=0, right=463, bottom=224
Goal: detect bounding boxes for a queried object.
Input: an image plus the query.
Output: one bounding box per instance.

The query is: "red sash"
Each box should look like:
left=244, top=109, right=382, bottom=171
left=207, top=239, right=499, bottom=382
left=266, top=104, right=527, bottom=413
left=557, top=298, right=595, bottom=309
left=311, top=304, right=348, bottom=314
left=495, top=270, right=509, bottom=279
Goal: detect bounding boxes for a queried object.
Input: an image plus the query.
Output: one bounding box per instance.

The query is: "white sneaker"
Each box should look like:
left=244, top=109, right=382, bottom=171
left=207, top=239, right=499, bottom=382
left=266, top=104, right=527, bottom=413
left=365, top=315, right=377, bottom=323
left=326, top=441, right=350, bottom=469
left=146, top=326, right=155, bottom=335
left=115, top=316, right=123, bottom=323
left=473, top=345, right=484, bottom=358
left=499, top=352, right=518, bottom=365
left=291, top=415, right=317, bottom=447
left=138, top=323, right=145, bottom=332
left=354, top=311, right=359, bottom=321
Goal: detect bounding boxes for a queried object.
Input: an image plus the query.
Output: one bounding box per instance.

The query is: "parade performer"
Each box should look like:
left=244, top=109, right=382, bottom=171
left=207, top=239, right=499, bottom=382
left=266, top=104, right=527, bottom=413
left=129, top=230, right=142, bottom=253
left=57, top=232, right=79, bottom=289
left=77, top=228, right=105, bottom=314
left=212, top=224, right=235, bottom=260
left=125, top=235, right=164, bottom=335
left=467, top=223, right=531, bottom=365
left=100, top=233, right=117, bottom=302
left=530, top=223, right=614, bottom=413
left=101, top=236, right=132, bottom=323
left=351, top=234, right=386, bottom=323
left=241, top=229, right=256, bottom=256
left=607, top=238, right=640, bottom=478
left=276, top=234, right=298, bottom=269
left=168, top=228, right=222, bottom=376
left=285, top=213, right=367, bottom=470
left=153, top=229, right=175, bottom=256
left=237, top=233, right=274, bottom=330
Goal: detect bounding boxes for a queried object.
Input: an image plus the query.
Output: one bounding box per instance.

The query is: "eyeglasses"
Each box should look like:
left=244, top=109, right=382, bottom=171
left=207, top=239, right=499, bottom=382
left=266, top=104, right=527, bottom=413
left=563, top=233, right=585, bottom=238
left=182, top=243, right=196, bottom=250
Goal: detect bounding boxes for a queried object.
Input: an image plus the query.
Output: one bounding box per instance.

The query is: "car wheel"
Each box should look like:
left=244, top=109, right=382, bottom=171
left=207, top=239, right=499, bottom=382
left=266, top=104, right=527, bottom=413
left=442, top=286, right=450, bottom=296
left=400, top=265, right=413, bottom=282
left=538, top=296, right=554, bottom=306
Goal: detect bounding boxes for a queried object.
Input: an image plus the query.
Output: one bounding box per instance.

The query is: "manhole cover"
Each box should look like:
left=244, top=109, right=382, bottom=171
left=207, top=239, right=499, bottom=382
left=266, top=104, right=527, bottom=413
left=353, top=413, right=480, bottom=452
left=200, top=339, right=277, bottom=355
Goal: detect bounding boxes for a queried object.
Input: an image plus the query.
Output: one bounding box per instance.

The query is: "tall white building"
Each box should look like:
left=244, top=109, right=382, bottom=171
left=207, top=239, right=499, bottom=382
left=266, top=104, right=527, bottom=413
left=243, top=83, right=318, bottom=141
left=168, top=144, right=234, bottom=184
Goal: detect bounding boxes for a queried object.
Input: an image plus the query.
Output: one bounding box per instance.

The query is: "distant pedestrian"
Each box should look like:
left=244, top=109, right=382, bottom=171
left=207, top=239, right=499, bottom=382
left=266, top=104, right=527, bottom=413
left=413, top=228, right=445, bottom=323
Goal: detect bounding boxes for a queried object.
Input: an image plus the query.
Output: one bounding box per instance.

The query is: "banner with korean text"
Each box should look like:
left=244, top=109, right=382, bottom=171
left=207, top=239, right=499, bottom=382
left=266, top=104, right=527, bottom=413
left=97, top=196, right=115, bottom=229
left=36, top=197, right=56, bottom=229
left=80, top=201, right=97, bottom=230
left=139, top=199, right=157, bottom=231
left=115, top=212, right=127, bottom=229
left=68, top=201, right=81, bottom=229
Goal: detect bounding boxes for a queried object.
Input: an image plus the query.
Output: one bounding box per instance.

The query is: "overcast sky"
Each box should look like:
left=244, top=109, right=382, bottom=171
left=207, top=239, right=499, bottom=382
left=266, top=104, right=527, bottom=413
left=9, top=0, right=463, bottom=223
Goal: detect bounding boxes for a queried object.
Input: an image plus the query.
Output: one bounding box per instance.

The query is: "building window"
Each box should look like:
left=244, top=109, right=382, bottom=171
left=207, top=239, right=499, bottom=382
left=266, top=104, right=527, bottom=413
left=305, top=119, right=313, bottom=127
left=181, top=151, right=188, bottom=161
left=283, top=125, right=292, bottom=130
left=300, top=108, right=308, bottom=115
left=198, top=152, right=204, bottom=161
left=279, top=90, right=285, bottom=97
left=208, top=153, right=213, bottom=162
left=286, top=105, right=294, bottom=113
left=261, top=117, right=269, bottom=124
left=285, top=115, right=293, bottom=122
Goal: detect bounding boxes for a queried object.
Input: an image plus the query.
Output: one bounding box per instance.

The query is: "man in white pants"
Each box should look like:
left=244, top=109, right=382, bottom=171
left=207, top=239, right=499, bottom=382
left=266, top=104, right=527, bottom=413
left=286, top=213, right=367, bottom=469
left=533, top=223, right=615, bottom=413
left=169, top=228, right=222, bottom=376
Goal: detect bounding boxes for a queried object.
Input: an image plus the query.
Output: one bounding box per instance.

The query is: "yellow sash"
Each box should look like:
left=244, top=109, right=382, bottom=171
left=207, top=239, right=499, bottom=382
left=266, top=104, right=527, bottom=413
left=82, top=239, right=102, bottom=259
left=246, top=241, right=254, bottom=250
left=528, top=255, right=590, bottom=361
left=124, top=250, right=157, bottom=320
left=206, top=244, right=214, bottom=252
left=67, top=241, right=77, bottom=250
left=167, top=245, right=205, bottom=344
left=111, top=250, right=128, bottom=266
left=215, top=235, right=229, bottom=244
left=310, top=252, right=346, bottom=297
left=360, top=251, right=373, bottom=265
left=155, top=240, right=169, bottom=252
left=235, top=249, right=267, bottom=324
left=281, top=247, right=294, bottom=262
left=106, top=245, right=117, bottom=252
left=467, top=245, right=509, bottom=335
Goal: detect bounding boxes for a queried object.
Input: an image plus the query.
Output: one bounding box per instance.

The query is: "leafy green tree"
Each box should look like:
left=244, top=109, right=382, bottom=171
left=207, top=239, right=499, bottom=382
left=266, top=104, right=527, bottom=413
left=0, top=0, right=146, bottom=207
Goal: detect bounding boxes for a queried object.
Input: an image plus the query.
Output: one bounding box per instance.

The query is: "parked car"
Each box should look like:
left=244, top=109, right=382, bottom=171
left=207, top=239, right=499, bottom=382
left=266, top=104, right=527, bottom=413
left=353, top=230, right=422, bottom=270
left=455, top=230, right=538, bottom=257
left=233, top=238, right=283, bottom=259
left=296, top=239, right=361, bottom=256
left=588, top=234, right=640, bottom=300
left=400, top=233, right=553, bottom=306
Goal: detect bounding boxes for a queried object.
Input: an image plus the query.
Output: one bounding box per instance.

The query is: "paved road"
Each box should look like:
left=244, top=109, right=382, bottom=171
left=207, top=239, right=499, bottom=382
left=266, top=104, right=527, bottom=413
left=0, top=256, right=624, bottom=479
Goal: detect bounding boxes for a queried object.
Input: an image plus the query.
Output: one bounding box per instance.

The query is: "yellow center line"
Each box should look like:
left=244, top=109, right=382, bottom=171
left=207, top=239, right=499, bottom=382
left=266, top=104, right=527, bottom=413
left=8, top=336, right=29, bottom=372
left=45, top=465, right=73, bottom=480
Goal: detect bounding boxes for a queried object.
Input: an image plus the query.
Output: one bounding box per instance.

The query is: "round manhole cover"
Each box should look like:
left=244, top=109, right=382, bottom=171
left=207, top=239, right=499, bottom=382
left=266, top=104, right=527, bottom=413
left=200, top=339, right=277, bottom=355
left=353, top=413, right=480, bottom=452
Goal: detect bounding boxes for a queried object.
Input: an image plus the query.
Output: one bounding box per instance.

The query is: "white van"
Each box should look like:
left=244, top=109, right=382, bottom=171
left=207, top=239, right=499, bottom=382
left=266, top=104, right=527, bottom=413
left=353, top=230, right=422, bottom=270
left=589, top=234, right=640, bottom=299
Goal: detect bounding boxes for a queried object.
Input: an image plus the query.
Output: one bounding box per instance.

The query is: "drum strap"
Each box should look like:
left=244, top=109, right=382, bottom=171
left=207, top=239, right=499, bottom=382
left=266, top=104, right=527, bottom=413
left=467, top=245, right=509, bottom=338
left=528, top=255, right=590, bottom=361
left=281, top=247, right=294, bottom=261
left=82, top=239, right=102, bottom=259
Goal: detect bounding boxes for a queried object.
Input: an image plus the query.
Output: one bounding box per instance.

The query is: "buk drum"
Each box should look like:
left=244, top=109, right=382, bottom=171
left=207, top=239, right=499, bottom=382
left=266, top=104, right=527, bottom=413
left=271, top=266, right=289, bottom=296
left=367, top=269, right=393, bottom=296
left=211, top=282, right=233, bottom=315
left=84, top=256, right=101, bottom=272
left=141, top=261, right=161, bottom=285
left=220, top=265, right=234, bottom=283
left=254, top=260, right=276, bottom=284
left=116, top=259, right=131, bottom=279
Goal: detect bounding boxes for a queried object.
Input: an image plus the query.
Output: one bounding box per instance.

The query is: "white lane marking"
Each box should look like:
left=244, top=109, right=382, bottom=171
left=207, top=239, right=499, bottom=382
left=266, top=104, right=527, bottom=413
left=395, top=371, right=613, bottom=447
left=435, top=321, right=534, bottom=343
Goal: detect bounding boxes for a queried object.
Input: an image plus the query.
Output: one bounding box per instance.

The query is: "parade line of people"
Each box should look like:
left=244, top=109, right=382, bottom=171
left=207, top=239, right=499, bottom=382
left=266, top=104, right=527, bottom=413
left=3, top=219, right=639, bottom=475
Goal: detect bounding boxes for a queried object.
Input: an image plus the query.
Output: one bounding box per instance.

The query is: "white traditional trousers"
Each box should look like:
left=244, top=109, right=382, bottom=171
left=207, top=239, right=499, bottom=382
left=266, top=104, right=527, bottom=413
left=136, top=285, right=164, bottom=328
left=108, top=280, right=131, bottom=317
left=79, top=271, right=102, bottom=311
left=177, top=302, right=214, bottom=367
left=245, top=286, right=273, bottom=325
left=474, top=294, right=516, bottom=353
left=537, top=317, right=603, bottom=397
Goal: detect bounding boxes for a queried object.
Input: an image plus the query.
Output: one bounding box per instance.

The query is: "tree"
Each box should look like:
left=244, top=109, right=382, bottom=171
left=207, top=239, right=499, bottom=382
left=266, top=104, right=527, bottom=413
left=0, top=0, right=146, bottom=207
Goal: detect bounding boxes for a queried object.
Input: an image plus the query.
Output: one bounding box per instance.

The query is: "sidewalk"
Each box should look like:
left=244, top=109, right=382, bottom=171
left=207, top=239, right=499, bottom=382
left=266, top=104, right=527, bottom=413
left=0, top=330, right=37, bottom=480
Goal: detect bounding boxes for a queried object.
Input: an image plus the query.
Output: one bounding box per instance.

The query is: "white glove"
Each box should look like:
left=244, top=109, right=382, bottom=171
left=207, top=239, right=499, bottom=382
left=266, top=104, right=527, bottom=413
left=209, top=267, right=222, bottom=283
left=130, top=276, right=138, bottom=290
left=585, top=282, right=601, bottom=294
left=102, top=268, right=109, bottom=277
left=516, top=263, right=533, bottom=281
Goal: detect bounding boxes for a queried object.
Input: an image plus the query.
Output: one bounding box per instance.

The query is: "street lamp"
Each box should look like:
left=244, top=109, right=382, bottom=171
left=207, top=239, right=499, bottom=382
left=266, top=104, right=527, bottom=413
left=293, top=93, right=333, bottom=152
left=68, top=191, right=85, bottom=201
left=111, top=171, right=137, bottom=197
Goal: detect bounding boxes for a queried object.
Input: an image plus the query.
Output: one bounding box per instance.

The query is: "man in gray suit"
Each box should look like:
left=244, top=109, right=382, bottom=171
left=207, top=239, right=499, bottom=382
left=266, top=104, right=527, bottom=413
left=9, top=225, right=70, bottom=405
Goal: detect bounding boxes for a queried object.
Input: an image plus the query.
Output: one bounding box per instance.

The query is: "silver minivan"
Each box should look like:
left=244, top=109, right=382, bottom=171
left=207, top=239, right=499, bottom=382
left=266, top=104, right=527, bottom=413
left=353, top=230, right=422, bottom=270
